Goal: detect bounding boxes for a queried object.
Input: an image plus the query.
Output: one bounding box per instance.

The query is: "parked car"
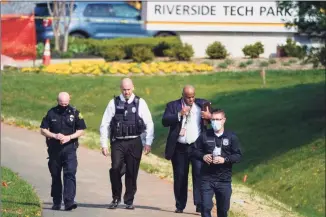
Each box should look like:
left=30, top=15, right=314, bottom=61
left=34, top=1, right=177, bottom=43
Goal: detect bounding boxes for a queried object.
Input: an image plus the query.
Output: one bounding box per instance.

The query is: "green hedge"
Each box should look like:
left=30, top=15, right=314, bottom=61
left=53, top=36, right=182, bottom=59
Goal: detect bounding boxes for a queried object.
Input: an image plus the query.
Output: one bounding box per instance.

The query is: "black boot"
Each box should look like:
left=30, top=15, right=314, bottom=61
left=108, top=198, right=121, bottom=209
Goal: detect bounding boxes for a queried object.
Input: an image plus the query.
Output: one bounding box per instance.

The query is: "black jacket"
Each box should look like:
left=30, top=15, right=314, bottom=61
left=161, top=98, right=211, bottom=160
left=40, top=105, right=87, bottom=146
left=193, top=128, right=242, bottom=182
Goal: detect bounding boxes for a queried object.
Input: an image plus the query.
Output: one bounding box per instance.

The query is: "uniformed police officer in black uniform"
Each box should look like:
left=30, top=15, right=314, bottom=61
left=100, top=78, right=154, bottom=210
left=40, top=92, right=86, bottom=211
left=193, top=108, right=242, bottom=217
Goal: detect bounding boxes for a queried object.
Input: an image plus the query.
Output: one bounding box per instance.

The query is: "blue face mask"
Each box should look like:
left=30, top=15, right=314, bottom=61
left=211, top=120, right=222, bottom=131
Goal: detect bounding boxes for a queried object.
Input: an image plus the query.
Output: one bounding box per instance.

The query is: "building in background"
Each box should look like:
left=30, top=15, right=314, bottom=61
left=142, top=1, right=319, bottom=58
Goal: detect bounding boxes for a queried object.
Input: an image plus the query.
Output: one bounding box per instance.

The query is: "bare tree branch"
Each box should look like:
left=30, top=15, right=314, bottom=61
left=46, top=0, right=74, bottom=52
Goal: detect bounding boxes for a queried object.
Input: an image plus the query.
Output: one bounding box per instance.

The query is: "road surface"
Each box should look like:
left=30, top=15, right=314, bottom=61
left=1, top=123, right=199, bottom=217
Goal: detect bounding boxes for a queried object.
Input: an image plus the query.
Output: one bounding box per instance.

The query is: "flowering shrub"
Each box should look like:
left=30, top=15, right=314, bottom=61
left=21, top=60, right=214, bottom=75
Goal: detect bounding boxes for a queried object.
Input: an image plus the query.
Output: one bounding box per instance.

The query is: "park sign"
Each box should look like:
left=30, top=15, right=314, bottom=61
left=142, top=1, right=297, bottom=33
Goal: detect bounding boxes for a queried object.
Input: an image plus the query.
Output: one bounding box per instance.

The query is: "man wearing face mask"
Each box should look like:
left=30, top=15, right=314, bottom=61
left=162, top=85, right=212, bottom=213
left=40, top=92, right=87, bottom=211
left=193, top=108, right=242, bottom=217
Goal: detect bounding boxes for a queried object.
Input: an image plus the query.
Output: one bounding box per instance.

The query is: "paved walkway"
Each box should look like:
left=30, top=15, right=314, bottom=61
left=9, top=58, right=104, bottom=68
left=1, top=123, right=199, bottom=217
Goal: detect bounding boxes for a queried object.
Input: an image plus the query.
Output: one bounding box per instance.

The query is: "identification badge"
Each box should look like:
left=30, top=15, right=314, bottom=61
left=216, top=147, right=221, bottom=156
left=179, top=128, right=186, bottom=136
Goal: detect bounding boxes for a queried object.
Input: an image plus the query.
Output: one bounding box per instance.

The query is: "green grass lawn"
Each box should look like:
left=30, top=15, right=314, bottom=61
left=1, top=167, right=41, bottom=217
left=1, top=69, right=325, bottom=217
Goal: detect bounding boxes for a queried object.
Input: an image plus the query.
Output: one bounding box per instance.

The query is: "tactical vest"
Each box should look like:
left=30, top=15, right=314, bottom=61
left=110, top=96, right=146, bottom=139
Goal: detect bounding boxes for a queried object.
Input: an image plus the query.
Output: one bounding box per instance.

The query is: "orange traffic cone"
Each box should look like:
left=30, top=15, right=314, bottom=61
left=43, top=39, right=51, bottom=65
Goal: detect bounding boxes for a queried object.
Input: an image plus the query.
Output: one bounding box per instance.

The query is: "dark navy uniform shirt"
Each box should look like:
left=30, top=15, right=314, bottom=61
left=193, top=128, right=242, bottom=182
left=40, top=105, right=87, bottom=145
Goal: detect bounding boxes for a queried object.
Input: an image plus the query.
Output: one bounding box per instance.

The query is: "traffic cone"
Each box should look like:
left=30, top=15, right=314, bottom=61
left=42, top=39, right=51, bottom=65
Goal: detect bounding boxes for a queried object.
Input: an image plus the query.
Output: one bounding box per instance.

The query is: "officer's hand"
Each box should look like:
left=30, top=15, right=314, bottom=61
left=180, top=106, right=191, bottom=116
left=143, top=145, right=151, bottom=155
left=60, top=135, right=71, bottom=144
left=213, top=156, right=225, bottom=164
left=101, top=147, right=109, bottom=157
left=203, top=154, right=213, bottom=164
left=56, top=133, right=65, bottom=140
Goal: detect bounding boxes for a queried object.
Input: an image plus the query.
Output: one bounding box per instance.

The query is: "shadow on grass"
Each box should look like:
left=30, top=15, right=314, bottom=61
left=151, top=81, right=326, bottom=175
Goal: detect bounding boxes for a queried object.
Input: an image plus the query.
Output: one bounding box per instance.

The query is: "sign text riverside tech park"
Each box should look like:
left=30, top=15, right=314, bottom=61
left=153, top=4, right=292, bottom=17
left=142, top=2, right=297, bottom=33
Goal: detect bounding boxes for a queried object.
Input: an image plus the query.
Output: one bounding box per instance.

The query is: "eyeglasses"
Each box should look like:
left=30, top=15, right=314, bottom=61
left=211, top=118, right=225, bottom=121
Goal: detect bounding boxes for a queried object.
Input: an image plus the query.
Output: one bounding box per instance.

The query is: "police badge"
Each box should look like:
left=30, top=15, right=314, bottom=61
left=222, top=138, right=229, bottom=146
left=69, top=115, right=74, bottom=122
left=132, top=107, right=136, bottom=113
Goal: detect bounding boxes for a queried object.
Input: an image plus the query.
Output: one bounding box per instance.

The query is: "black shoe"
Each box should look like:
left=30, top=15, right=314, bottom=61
left=64, top=203, right=77, bottom=211
left=125, top=204, right=135, bottom=210
left=175, top=208, right=183, bottom=213
left=196, top=205, right=201, bottom=213
left=51, top=204, right=61, bottom=210
left=108, top=199, right=121, bottom=209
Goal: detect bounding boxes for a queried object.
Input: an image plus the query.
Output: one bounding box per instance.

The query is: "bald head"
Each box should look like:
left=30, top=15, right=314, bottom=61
left=183, top=85, right=195, bottom=95
left=120, top=78, right=134, bottom=99
left=57, top=92, right=70, bottom=107
left=182, top=85, right=195, bottom=106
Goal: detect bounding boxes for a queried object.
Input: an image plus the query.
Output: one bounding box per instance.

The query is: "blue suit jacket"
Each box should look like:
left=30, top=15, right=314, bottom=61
left=161, top=98, right=211, bottom=160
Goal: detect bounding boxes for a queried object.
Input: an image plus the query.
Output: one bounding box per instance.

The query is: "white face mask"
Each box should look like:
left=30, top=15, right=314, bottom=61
left=211, top=120, right=222, bottom=131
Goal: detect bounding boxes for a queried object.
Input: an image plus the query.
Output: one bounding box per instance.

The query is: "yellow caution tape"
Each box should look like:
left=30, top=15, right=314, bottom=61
left=1, top=15, right=143, bottom=24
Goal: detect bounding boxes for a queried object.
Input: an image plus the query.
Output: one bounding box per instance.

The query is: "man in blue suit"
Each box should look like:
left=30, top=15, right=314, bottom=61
left=162, top=85, right=212, bottom=213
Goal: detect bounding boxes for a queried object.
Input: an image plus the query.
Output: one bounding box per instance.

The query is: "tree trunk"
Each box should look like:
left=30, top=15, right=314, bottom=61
left=47, top=0, right=74, bottom=52
left=63, top=33, right=69, bottom=52
left=62, top=0, right=74, bottom=52
left=54, top=33, right=60, bottom=51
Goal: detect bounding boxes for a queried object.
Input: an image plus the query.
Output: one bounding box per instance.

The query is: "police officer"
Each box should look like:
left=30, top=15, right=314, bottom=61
left=193, top=108, right=242, bottom=217
left=40, top=92, right=86, bottom=211
left=99, top=77, right=154, bottom=210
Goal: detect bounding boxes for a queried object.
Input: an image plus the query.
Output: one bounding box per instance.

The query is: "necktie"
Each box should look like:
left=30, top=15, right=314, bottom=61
left=185, top=110, right=196, bottom=144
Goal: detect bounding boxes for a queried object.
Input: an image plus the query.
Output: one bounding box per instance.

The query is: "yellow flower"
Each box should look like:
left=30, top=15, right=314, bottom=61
left=17, top=60, right=214, bottom=75
left=130, top=67, right=142, bottom=73
left=109, top=67, right=118, bottom=74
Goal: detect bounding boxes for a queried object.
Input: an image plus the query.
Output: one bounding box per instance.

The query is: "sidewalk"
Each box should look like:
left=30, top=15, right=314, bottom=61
left=13, top=58, right=104, bottom=68
left=1, top=123, right=199, bottom=217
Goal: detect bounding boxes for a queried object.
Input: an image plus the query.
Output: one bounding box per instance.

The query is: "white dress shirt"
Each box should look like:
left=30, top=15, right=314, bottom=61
left=177, top=101, right=202, bottom=144
left=99, top=93, right=154, bottom=148
left=215, top=131, right=224, bottom=137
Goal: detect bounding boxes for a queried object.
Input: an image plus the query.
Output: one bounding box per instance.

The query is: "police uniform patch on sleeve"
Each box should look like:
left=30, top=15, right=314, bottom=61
left=78, top=112, right=84, bottom=119
left=222, top=138, right=229, bottom=146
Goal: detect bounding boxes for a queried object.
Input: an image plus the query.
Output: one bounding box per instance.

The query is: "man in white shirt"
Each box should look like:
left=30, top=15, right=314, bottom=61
left=162, top=85, right=212, bottom=213
left=99, top=78, right=154, bottom=210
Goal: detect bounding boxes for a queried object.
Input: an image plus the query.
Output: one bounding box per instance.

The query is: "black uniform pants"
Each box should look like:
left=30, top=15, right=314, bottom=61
left=109, top=137, right=143, bottom=205
left=47, top=142, right=78, bottom=206
left=201, top=180, right=232, bottom=217
left=171, top=142, right=202, bottom=210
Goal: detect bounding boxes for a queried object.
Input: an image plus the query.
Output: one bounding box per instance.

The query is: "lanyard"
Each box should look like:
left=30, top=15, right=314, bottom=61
left=214, top=136, right=222, bottom=148
left=181, top=101, right=192, bottom=125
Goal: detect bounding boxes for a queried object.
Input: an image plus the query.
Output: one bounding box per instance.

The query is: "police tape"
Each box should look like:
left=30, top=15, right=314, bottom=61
left=1, top=15, right=143, bottom=24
